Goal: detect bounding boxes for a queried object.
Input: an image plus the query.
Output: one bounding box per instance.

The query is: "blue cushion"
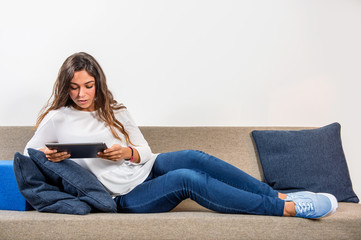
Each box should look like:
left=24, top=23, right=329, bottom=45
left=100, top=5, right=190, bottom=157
left=0, top=160, right=32, bottom=211
left=252, top=122, right=359, bottom=203
left=13, top=150, right=117, bottom=214
left=27, top=149, right=117, bottom=213
left=13, top=153, right=91, bottom=214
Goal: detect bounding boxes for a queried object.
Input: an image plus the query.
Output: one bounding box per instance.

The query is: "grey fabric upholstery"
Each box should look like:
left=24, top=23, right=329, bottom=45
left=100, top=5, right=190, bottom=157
left=1, top=126, right=360, bottom=239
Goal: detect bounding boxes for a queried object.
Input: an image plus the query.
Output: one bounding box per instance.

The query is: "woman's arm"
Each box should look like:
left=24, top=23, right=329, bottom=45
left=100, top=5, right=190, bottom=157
left=24, top=111, right=58, bottom=156
left=99, top=109, right=152, bottom=164
left=25, top=110, right=71, bottom=162
left=122, top=109, right=153, bottom=164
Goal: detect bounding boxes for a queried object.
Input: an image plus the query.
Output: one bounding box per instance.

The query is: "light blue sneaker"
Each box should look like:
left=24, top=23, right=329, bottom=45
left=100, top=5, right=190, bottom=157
left=285, top=191, right=313, bottom=202
left=285, top=191, right=338, bottom=219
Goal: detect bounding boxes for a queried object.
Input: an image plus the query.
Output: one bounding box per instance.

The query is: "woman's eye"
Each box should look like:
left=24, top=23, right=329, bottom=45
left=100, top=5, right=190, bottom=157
left=70, top=87, right=78, bottom=90
left=86, top=85, right=94, bottom=89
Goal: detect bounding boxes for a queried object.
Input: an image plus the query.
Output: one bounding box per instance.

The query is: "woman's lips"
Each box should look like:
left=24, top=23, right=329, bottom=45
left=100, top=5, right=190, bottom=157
left=78, top=100, right=88, bottom=104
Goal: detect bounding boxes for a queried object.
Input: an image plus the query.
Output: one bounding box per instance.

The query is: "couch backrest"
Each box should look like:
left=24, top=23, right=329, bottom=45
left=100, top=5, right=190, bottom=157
left=0, top=126, right=307, bottom=181
left=0, top=127, right=35, bottom=160
left=141, top=127, right=266, bottom=180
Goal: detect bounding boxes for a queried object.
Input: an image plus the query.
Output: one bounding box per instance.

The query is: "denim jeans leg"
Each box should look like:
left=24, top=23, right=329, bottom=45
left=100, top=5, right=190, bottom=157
left=115, top=150, right=284, bottom=216
left=153, top=150, right=279, bottom=198
left=115, top=168, right=284, bottom=216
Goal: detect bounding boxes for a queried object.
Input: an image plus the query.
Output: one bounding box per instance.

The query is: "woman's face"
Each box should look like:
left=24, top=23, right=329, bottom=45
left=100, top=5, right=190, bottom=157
left=69, top=70, right=96, bottom=111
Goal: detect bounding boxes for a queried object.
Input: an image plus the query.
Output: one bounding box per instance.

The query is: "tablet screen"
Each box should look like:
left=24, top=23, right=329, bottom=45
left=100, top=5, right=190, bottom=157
left=45, top=143, right=108, bottom=158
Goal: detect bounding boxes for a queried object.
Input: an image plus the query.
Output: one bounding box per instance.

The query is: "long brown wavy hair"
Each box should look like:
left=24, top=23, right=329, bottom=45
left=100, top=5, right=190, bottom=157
left=36, top=52, right=132, bottom=145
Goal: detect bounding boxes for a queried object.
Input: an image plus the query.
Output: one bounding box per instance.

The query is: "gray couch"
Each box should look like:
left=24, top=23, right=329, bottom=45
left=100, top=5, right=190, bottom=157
left=1, top=126, right=360, bottom=240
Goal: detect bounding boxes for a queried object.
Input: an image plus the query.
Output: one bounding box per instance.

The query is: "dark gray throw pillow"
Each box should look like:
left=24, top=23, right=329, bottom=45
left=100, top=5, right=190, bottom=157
left=252, top=122, right=359, bottom=203
left=13, top=152, right=92, bottom=214
left=27, top=148, right=117, bottom=213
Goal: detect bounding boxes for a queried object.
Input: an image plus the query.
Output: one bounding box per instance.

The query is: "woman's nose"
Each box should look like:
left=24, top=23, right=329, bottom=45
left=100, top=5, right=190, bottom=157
left=78, top=87, right=86, bottom=97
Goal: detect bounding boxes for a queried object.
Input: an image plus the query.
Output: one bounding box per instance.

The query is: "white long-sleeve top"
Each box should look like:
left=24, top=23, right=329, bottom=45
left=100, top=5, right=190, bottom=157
left=24, top=106, right=158, bottom=196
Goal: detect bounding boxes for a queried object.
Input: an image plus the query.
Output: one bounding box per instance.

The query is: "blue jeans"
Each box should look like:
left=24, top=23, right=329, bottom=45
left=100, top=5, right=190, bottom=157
left=114, top=150, right=285, bottom=216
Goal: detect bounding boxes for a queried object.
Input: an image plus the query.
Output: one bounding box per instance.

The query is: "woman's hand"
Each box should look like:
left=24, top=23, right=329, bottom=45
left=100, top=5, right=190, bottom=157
left=97, top=144, right=134, bottom=162
left=39, top=148, right=71, bottom=162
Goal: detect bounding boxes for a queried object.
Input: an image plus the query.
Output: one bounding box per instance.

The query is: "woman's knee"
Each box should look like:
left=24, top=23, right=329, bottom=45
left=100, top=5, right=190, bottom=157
left=182, top=149, right=207, bottom=161
left=166, top=169, right=205, bottom=186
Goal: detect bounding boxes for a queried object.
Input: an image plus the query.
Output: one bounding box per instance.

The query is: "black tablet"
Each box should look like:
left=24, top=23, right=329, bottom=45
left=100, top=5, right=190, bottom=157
left=45, top=142, right=108, bottom=158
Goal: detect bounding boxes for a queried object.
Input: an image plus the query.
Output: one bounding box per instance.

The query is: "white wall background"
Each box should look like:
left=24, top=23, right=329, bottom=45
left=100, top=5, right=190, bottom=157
left=1, top=0, right=360, bottom=199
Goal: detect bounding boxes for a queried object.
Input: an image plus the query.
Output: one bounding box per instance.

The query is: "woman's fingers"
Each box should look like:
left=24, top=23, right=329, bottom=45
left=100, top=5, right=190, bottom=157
left=42, top=148, right=70, bottom=162
left=97, top=144, right=126, bottom=161
left=98, top=151, right=122, bottom=161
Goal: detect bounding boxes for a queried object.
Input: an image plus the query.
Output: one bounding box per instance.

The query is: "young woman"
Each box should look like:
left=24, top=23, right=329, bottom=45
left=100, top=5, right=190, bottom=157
left=25, top=52, right=338, bottom=218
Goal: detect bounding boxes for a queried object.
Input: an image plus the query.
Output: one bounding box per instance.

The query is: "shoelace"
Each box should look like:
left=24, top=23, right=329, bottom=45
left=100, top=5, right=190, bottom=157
left=296, top=201, right=314, bottom=214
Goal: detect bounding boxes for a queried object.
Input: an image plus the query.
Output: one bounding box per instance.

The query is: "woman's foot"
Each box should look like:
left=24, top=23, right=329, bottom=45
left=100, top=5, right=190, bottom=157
left=283, top=191, right=338, bottom=219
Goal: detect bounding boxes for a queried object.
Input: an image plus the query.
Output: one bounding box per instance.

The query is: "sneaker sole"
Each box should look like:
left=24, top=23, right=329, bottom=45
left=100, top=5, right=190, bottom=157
left=317, top=193, right=338, bottom=218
